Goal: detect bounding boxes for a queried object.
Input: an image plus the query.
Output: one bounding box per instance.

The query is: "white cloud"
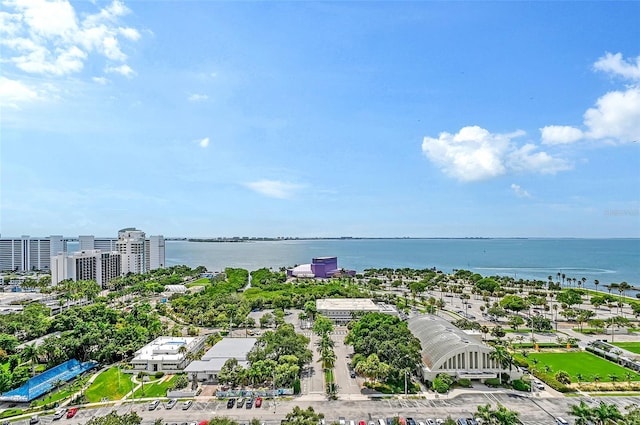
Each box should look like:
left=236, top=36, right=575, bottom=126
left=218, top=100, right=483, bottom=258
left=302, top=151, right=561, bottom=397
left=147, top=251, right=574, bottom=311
left=584, top=87, right=640, bottom=143
left=541, top=53, right=640, bottom=145
left=188, top=93, right=209, bottom=102
left=198, top=137, right=209, bottom=148
left=0, top=76, right=38, bottom=108
left=105, top=64, right=135, bottom=77
left=244, top=180, right=304, bottom=199
left=540, top=125, right=584, bottom=145
left=422, top=126, right=567, bottom=182
left=594, top=52, right=640, bottom=81
left=510, top=183, right=531, bottom=198
left=508, top=143, right=572, bottom=174
left=118, top=27, right=140, bottom=41
left=1, top=0, right=141, bottom=78
left=92, top=76, right=109, bottom=85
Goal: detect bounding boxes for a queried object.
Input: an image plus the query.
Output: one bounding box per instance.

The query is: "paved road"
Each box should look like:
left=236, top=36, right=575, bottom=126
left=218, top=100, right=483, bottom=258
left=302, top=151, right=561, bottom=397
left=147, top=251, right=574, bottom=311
left=15, top=394, right=640, bottom=425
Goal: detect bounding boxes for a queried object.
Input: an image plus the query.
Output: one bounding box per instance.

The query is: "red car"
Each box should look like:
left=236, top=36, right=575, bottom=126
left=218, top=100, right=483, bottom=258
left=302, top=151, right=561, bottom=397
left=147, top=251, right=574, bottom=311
left=254, top=397, right=262, bottom=408
left=66, top=408, right=79, bottom=419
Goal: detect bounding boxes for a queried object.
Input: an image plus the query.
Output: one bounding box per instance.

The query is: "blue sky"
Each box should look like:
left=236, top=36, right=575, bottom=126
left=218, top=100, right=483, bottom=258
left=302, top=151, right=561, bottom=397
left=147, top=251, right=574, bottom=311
left=1, top=1, right=639, bottom=238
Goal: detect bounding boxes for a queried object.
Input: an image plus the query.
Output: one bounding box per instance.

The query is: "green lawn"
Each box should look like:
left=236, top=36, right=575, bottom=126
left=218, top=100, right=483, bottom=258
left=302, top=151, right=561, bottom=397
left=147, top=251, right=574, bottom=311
left=32, top=376, right=90, bottom=407
left=526, top=352, right=640, bottom=383
left=185, top=277, right=211, bottom=287
left=132, top=376, right=176, bottom=398
left=85, top=367, right=135, bottom=402
left=611, top=342, right=640, bottom=355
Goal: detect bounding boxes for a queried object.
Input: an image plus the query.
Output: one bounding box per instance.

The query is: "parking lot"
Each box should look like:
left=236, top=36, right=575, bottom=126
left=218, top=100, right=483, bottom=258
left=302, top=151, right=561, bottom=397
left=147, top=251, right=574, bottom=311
left=10, top=394, right=640, bottom=425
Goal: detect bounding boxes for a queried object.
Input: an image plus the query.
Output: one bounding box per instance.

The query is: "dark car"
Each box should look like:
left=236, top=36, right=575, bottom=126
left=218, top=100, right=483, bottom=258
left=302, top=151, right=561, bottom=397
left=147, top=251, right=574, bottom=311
left=226, top=399, right=235, bottom=408
left=350, top=370, right=356, bottom=378
left=245, top=398, right=253, bottom=409
left=406, top=418, right=416, bottom=425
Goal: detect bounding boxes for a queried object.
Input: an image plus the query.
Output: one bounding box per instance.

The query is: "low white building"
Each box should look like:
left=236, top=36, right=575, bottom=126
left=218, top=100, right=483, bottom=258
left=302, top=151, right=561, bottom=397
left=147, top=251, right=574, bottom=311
left=316, top=298, right=389, bottom=324
left=408, top=315, right=510, bottom=383
left=184, top=337, right=256, bottom=382
left=130, top=336, right=205, bottom=373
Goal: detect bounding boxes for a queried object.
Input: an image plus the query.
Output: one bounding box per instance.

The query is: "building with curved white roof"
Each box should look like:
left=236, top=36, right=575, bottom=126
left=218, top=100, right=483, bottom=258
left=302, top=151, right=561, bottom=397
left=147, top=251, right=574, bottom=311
left=408, top=315, right=508, bottom=382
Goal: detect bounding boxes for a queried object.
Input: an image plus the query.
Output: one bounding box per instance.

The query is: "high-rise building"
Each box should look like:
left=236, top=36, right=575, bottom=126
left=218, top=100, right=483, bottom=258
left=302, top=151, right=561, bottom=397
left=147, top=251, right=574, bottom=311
left=51, top=250, right=121, bottom=287
left=116, top=228, right=146, bottom=275
left=0, top=235, right=64, bottom=272
left=147, top=235, right=166, bottom=271
left=0, top=229, right=164, bottom=275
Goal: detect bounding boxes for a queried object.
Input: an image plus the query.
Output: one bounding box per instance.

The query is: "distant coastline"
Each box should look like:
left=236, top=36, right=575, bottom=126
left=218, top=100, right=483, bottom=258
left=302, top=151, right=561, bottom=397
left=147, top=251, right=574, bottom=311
left=170, top=236, right=501, bottom=242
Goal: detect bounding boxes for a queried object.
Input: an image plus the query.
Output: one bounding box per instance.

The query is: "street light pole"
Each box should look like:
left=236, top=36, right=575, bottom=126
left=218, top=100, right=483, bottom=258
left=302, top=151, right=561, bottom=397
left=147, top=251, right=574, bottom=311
left=404, top=370, right=408, bottom=396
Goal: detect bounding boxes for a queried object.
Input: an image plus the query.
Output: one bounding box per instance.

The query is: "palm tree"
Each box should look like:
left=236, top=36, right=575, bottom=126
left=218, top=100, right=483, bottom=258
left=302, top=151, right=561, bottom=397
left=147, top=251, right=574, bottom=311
left=592, top=401, right=623, bottom=425
left=489, top=345, right=512, bottom=384
left=592, top=374, right=601, bottom=389
left=594, top=279, right=599, bottom=293
left=21, top=343, right=40, bottom=376
left=570, top=401, right=593, bottom=425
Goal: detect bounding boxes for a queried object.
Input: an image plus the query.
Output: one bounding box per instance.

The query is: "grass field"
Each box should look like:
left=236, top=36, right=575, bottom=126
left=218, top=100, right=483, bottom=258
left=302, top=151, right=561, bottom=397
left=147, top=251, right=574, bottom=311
left=186, top=277, right=211, bottom=288
left=85, top=367, right=135, bottom=402
left=132, top=376, right=176, bottom=398
left=612, top=342, right=640, bottom=355
left=527, top=352, right=640, bottom=383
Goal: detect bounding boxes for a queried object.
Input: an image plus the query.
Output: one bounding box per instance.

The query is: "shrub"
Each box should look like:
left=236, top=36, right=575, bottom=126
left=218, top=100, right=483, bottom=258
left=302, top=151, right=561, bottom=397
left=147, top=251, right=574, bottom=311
left=485, top=378, right=501, bottom=387
left=457, top=378, right=472, bottom=388
left=154, top=371, right=165, bottom=379
left=513, top=358, right=529, bottom=368
left=511, top=379, right=530, bottom=392
left=171, top=374, right=188, bottom=390
left=432, top=378, right=449, bottom=393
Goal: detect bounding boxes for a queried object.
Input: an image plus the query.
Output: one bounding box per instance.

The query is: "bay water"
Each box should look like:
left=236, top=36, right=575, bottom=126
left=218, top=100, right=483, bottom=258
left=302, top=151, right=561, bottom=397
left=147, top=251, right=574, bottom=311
left=166, top=238, right=639, bottom=288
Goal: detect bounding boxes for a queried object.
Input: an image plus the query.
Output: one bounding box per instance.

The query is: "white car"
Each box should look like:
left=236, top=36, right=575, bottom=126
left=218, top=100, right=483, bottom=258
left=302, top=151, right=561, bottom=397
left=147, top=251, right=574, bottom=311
left=53, top=409, right=67, bottom=420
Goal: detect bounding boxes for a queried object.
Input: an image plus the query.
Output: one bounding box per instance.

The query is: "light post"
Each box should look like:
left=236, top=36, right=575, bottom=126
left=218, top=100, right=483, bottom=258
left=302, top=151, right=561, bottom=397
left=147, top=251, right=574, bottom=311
left=404, top=369, right=408, bottom=396
left=272, top=369, right=277, bottom=414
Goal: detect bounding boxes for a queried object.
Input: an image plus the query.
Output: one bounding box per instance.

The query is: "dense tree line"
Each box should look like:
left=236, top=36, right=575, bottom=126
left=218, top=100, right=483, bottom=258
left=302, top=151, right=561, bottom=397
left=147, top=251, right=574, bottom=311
left=345, top=313, right=421, bottom=385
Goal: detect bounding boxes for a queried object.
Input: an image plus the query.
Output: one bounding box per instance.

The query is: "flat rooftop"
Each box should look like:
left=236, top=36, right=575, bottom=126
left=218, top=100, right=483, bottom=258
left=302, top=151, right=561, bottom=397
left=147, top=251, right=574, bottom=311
left=132, top=336, right=198, bottom=362
left=316, top=298, right=379, bottom=311
left=202, top=337, right=257, bottom=361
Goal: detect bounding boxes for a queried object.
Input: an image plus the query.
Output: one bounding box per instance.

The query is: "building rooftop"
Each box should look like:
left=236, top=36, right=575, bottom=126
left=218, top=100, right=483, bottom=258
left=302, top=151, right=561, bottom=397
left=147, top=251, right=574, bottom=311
left=132, top=336, right=198, bottom=362
left=201, top=337, right=257, bottom=361
left=407, top=315, right=492, bottom=369
left=316, top=298, right=379, bottom=311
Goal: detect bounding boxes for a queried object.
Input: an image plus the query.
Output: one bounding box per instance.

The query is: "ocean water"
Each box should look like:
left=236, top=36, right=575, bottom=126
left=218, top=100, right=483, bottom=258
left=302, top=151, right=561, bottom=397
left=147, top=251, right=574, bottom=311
left=165, top=238, right=640, bottom=288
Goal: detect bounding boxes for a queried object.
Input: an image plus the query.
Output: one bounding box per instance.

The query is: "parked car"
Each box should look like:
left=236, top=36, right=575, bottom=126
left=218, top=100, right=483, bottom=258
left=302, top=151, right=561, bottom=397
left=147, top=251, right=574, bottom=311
left=66, top=408, right=79, bottom=418
left=226, top=399, right=236, bottom=408
left=53, top=409, right=67, bottom=420
left=555, top=419, right=569, bottom=425
left=350, top=370, right=356, bottom=378
left=406, top=418, right=417, bottom=425
left=358, top=421, right=366, bottom=425
left=149, top=400, right=160, bottom=411
left=339, top=417, right=346, bottom=425
left=245, top=398, right=253, bottom=409
left=166, top=399, right=178, bottom=409
left=30, top=416, right=39, bottom=424
left=255, top=397, right=262, bottom=408
left=182, top=400, right=193, bottom=410
left=236, top=398, right=245, bottom=408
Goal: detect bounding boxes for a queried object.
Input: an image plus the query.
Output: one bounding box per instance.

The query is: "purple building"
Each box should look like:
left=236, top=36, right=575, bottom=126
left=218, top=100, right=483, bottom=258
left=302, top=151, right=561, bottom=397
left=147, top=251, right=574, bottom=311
left=287, top=256, right=355, bottom=278
left=311, top=257, right=338, bottom=278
